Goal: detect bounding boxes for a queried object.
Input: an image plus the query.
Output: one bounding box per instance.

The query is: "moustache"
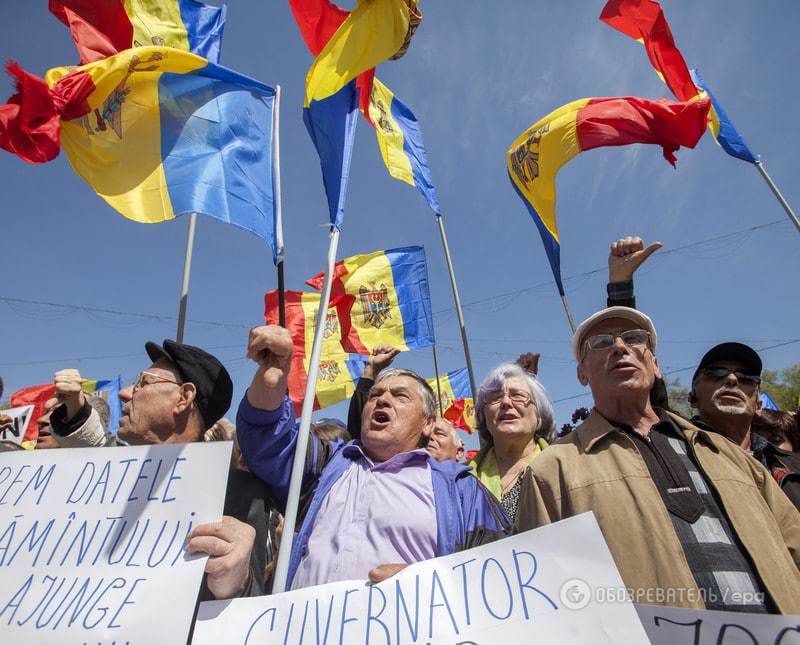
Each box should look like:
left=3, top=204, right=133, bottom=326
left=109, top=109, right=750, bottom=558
left=712, top=387, right=746, bottom=403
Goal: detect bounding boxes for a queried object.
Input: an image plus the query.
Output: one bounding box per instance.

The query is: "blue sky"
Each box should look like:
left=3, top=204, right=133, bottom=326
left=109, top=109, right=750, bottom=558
left=1, top=1, right=798, bottom=449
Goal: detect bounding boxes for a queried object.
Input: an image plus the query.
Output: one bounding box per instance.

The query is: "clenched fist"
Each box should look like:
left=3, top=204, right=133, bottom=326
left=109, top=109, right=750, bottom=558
left=608, top=236, right=662, bottom=283
left=187, top=516, right=256, bottom=600
left=246, top=325, right=293, bottom=411
left=53, top=369, right=86, bottom=420
left=363, top=345, right=400, bottom=380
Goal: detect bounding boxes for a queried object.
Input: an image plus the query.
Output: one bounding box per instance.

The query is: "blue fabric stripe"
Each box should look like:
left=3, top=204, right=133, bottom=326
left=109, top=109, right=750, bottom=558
left=386, top=245, right=435, bottom=349
left=388, top=94, right=441, bottom=215
left=446, top=368, right=471, bottom=400
left=178, top=0, right=227, bottom=64
left=345, top=356, right=366, bottom=382
left=508, top=170, right=564, bottom=296
left=303, top=82, right=359, bottom=229
left=690, top=69, right=756, bottom=164
left=159, top=63, right=277, bottom=251
left=94, top=376, right=122, bottom=434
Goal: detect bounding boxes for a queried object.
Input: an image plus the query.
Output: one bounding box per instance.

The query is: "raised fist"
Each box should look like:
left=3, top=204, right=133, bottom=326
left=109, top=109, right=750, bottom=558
left=608, top=236, right=662, bottom=283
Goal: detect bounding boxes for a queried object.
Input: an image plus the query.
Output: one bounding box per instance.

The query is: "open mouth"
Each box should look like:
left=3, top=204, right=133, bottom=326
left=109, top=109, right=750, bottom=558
left=371, top=410, right=391, bottom=425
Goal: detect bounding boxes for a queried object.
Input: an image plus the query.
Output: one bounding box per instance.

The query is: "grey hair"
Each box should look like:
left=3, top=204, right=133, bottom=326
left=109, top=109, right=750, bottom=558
left=475, top=363, right=556, bottom=445
left=374, top=367, right=437, bottom=419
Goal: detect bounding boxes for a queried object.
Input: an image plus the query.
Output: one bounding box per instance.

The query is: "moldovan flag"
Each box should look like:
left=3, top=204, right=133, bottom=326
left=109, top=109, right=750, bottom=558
left=50, top=0, right=227, bottom=65
left=427, top=368, right=475, bottom=433
left=0, top=47, right=278, bottom=252
left=507, top=96, right=709, bottom=295
left=306, top=246, right=436, bottom=354
left=600, top=0, right=756, bottom=163
left=265, top=290, right=367, bottom=413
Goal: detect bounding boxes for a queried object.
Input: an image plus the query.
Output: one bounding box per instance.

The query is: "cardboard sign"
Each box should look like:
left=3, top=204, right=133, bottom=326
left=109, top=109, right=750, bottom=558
left=194, top=512, right=649, bottom=644
left=0, top=405, right=34, bottom=446
left=637, top=604, right=800, bottom=645
left=0, top=441, right=232, bottom=644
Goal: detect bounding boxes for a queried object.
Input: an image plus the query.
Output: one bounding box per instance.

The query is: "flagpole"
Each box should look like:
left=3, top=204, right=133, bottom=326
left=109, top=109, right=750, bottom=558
left=435, top=214, right=477, bottom=399
left=272, top=85, right=286, bottom=326
left=176, top=213, right=197, bottom=343
left=755, top=160, right=800, bottom=235
left=272, top=226, right=340, bottom=593
left=431, top=344, right=443, bottom=416
left=560, top=294, right=576, bottom=334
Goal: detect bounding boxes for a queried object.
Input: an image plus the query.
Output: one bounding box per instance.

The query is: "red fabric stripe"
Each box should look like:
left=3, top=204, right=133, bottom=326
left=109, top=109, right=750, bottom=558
left=576, top=96, right=710, bottom=167
left=600, top=0, right=697, bottom=102
left=49, top=0, right=133, bottom=65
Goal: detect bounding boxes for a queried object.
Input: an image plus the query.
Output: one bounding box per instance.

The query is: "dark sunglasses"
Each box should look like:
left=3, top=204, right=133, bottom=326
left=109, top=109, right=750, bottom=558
left=700, top=367, right=761, bottom=386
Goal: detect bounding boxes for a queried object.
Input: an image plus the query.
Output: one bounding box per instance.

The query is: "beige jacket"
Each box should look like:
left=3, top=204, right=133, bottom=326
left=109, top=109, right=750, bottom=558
left=516, top=410, right=800, bottom=612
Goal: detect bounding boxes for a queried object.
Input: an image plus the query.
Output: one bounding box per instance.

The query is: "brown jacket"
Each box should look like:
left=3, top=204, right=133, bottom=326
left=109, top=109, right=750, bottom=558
left=516, top=410, right=800, bottom=612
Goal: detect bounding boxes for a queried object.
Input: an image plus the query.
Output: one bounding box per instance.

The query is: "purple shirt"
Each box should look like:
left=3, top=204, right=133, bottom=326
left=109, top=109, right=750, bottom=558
left=291, top=445, right=437, bottom=590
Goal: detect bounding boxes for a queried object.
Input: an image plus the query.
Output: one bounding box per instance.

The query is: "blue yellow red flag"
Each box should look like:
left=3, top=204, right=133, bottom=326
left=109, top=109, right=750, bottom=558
left=306, top=246, right=436, bottom=354
left=49, top=0, right=227, bottom=65
left=304, top=0, right=419, bottom=105
left=81, top=376, right=124, bottom=434
left=0, top=47, right=278, bottom=250
left=265, top=290, right=366, bottom=413
left=366, top=78, right=440, bottom=214
left=427, top=368, right=475, bottom=433
left=689, top=69, right=756, bottom=164
left=600, top=0, right=756, bottom=164
left=508, top=96, right=709, bottom=295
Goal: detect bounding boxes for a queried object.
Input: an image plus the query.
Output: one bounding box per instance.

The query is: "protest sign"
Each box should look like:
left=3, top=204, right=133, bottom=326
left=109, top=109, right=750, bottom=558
left=0, top=441, right=232, bottom=644
left=637, top=604, right=800, bottom=645
left=194, top=512, right=648, bottom=644
left=0, top=405, right=33, bottom=446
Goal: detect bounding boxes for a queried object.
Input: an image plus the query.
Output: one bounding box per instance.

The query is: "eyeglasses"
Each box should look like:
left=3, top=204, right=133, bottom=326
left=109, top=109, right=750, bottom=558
left=132, top=371, right=182, bottom=392
left=485, top=389, right=532, bottom=407
left=700, top=367, right=761, bottom=386
left=583, top=329, right=651, bottom=357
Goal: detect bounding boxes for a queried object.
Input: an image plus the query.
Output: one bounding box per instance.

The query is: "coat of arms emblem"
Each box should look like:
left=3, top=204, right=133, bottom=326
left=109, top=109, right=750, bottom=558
left=323, top=311, right=339, bottom=339
left=510, top=122, right=550, bottom=188
left=318, top=360, right=341, bottom=383
left=358, top=283, right=392, bottom=329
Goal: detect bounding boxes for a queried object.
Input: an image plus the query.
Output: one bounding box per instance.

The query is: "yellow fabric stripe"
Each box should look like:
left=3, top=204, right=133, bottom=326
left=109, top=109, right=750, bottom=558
left=427, top=373, right=455, bottom=412
left=368, top=78, right=414, bottom=186
left=342, top=250, right=409, bottom=352
left=46, top=47, right=206, bottom=223
left=305, top=0, right=410, bottom=105
left=506, top=98, right=589, bottom=243
left=124, top=0, right=191, bottom=51
left=80, top=380, right=98, bottom=393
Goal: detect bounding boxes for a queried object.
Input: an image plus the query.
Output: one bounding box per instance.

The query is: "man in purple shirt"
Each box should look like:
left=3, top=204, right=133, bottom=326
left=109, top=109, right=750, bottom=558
left=237, top=325, right=510, bottom=590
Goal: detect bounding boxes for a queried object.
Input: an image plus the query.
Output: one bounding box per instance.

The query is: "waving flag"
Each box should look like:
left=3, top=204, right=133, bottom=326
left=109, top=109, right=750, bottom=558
left=50, top=0, right=226, bottom=64
left=0, top=48, right=278, bottom=251
left=306, top=246, right=436, bottom=354
left=507, top=96, right=709, bottom=294
left=600, top=0, right=756, bottom=164
left=427, top=368, right=475, bottom=433
left=265, top=290, right=366, bottom=413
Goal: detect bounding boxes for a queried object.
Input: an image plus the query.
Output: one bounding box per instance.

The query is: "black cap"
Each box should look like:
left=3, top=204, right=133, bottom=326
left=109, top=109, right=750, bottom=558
left=692, top=342, right=763, bottom=383
left=145, top=340, right=233, bottom=429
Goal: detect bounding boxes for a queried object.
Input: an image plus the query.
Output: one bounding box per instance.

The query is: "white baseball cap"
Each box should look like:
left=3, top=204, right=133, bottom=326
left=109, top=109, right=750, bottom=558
left=572, top=306, right=657, bottom=362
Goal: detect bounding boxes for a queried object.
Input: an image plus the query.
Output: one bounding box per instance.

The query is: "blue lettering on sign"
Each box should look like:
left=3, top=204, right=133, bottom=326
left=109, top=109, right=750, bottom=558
left=338, top=588, right=360, bottom=644
left=244, top=608, right=277, bottom=644
left=315, top=593, right=336, bottom=645
left=512, top=549, right=556, bottom=617
left=428, top=570, right=460, bottom=639
left=480, top=557, right=514, bottom=620
left=451, top=558, right=476, bottom=626
left=365, top=583, right=389, bottom=645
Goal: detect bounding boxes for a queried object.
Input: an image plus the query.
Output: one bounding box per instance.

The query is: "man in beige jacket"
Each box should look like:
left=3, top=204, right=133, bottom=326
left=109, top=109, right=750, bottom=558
left=517, top=306, right=800, bottom=613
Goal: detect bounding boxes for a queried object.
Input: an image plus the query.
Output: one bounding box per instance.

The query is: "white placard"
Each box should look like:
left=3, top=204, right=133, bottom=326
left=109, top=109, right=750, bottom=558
left=194, top=512, right=649, bottom=644
left=0, top=441, right=232, bottom=644
left=0, top=405, right=34, bottom=446
left=637, top=604, right=800, bottom=644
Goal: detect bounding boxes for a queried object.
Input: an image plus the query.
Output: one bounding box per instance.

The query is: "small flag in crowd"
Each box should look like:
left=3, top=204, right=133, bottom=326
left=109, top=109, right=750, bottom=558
left=507, top=96, right=709, bottom=295
left=427, top=368, right=475, bottom=433
left=306, top=246, right=436, bottom=354
left=265, top=290, right=367, bottom=413
left=50, top=0, right=227, bottom=65
left=600, top=0, right=756, bottom=163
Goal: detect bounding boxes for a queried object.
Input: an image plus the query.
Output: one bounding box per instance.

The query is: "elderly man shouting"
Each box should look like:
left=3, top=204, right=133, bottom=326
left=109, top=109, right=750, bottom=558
left=517, top=307, right=800, bottom=613
left=236, top=325, right=509, bottom=590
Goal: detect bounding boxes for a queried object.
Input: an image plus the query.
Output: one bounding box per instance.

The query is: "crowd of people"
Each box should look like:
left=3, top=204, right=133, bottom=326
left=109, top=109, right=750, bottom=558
left=2, top=236, right=799, bottom=618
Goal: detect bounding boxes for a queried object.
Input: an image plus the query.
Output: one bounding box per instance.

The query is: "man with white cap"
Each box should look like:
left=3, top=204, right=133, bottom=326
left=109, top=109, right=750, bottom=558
left=516, top=306, right=800, bottom=613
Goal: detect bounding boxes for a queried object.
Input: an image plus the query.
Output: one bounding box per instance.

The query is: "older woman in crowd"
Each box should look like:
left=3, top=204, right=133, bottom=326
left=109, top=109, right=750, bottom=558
left=470, top=363, right=556, bottom=522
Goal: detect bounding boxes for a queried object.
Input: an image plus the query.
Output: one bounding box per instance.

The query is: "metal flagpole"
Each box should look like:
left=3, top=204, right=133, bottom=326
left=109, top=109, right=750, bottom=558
left=560, top=294, right=576, bottom=334
left=435, top=214, right=478, bottom=398
left=272, top=85, right=286, bottom=326
left=272, top=226, right=340, bottom=593
left=431, top=344, right=443, bottom=416
left=176, top=213, right=197, bottom=343
left=755, top=159, right=800, bottom=235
